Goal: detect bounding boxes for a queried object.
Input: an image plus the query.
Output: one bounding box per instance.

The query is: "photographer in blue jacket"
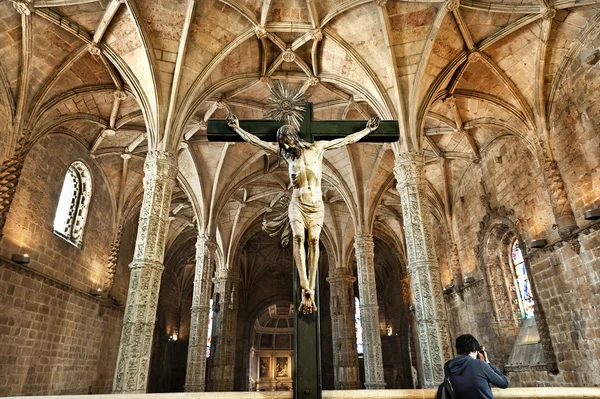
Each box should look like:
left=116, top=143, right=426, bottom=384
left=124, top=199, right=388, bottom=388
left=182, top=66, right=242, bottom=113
left=449, top=334, right=509, bottom=399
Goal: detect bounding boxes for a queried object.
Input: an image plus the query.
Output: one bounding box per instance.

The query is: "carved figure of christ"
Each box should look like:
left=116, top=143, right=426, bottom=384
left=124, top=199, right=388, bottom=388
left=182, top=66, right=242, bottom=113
left=226, top=114, right=380, bottom=313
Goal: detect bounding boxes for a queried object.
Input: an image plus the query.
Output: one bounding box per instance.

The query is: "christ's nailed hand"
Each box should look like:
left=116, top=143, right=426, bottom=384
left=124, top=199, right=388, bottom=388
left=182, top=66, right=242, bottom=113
left=226, top=113, right=239, bottom=129
left=367, top=116, right=380, bottom=131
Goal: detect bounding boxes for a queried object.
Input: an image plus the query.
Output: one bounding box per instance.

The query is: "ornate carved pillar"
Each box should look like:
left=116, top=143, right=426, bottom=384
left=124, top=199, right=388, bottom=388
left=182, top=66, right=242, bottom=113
left=326, top=267, right=361, bottom=389
left=185, top=235, right=217, bottom=392
left=393, top=151, right=452, bottom=388
left=112, top=151, right=178, bottom=393
left=354, top=234, right=385, bottom=389
left=207, top=268, right=240, bottom=391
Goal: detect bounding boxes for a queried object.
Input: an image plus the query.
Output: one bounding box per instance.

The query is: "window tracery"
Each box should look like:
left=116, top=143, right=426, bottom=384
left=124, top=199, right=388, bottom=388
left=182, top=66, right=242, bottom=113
left=53, top=161, right=92, bottom=247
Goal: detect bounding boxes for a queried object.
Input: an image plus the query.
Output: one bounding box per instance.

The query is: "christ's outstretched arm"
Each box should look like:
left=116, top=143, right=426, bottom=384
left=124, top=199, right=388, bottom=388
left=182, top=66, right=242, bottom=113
left=319, top=116, right=380, bottom=150
left=226, top=114, right=278, bottom=155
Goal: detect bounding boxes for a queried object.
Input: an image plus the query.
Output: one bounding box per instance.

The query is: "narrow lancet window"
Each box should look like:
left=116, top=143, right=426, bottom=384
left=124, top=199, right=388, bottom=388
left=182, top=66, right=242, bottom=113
left=511, top=240, right=535, bottom=319
left=53, top=161, right=92, bottom=247
left=207, top=299, right=214, bottom=357
left=354, top=297, right=363, bottom=355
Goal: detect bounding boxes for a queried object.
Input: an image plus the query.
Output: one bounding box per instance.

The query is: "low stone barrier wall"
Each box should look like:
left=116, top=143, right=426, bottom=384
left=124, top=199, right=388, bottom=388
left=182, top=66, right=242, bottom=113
left=5, top=388, right=600, bottom=399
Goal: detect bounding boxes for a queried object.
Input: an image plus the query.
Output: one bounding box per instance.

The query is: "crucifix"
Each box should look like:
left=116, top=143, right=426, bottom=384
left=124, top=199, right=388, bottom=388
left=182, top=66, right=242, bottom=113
left=207, top=82, right=398, bottom=397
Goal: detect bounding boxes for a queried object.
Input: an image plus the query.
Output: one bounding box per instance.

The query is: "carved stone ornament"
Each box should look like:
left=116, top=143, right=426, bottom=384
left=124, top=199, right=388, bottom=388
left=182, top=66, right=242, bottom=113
left=89, top=43, right=102, bottom=56
left=255, top=25, right=268, bottom=40
left=541, top=7, right=556, bottom=20
left=311, top=28, right=323, bottom=42
left=103, top=224, right=124, bottom=293
left=282, top=48, right=296, bottom=63
left=0, top=137, right=28, bottom=239
left=445, top=0, right=460, bottom=12
left=113, top=151, right=178, bottom=393
left=468, top=51, right=483, bottom=64
left=197, top=120, right=208, bottom=130
left=375, top=0, right=388, bottom=6
left=309, top=76, right=320, bottom=86
left=114, top=90, right=128, bottom=101
left=12, top=0, right=32, bottom=15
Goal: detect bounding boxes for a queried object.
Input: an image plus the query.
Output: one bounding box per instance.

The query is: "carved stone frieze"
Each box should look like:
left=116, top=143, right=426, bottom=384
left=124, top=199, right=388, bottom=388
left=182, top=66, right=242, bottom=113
left=113, top=151, right=177, bottom=393
left=327, top=267, right=360, bottom=389
left=393, top=152, right=452, bottom=388
left=185, top=236, right=217, bottom=392
left=354, top=234, right=386, bottom=389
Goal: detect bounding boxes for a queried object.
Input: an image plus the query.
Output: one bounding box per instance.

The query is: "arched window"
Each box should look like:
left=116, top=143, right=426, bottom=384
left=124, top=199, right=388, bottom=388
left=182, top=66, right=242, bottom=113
left=53, top=161, right=92, bottom=247
left=354, top=297, right=363, bottom=355
left=510, top=240, right=534, bottom=319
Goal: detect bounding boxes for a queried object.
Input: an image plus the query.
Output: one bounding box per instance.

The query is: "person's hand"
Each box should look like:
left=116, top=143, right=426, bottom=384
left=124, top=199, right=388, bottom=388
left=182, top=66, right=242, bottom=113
left=366, top=116, right=380, bottom=131
left=226, top=113, right=239, bottom=129
left=478, top=346, right=489, bottom=363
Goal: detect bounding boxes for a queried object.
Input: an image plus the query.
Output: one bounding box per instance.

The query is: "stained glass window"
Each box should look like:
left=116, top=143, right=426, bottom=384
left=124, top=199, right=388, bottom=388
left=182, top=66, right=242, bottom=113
left=206, top=299, right=214, bottom=357
left=354, top=297, right=363, bottom=355
left=511, top=240, right=535, bottom=319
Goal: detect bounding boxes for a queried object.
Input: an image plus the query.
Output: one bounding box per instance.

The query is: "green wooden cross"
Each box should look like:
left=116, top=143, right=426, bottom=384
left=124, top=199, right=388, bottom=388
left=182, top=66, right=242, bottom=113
left=206, top=102, right=399, bottom=143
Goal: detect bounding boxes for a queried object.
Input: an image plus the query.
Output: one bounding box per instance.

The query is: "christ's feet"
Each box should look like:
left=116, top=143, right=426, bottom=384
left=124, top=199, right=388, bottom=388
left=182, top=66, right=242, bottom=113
left=299, top=289, right=317, bottom=314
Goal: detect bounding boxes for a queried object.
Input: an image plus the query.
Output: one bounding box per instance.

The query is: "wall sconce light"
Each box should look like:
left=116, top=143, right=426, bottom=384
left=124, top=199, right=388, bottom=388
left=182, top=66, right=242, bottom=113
left=409, top=305, right=415, bottom=312
left=531, top=239, right=547, bottom=249
left=169, top=333, right=178, bottom=342
left=443, top=284, right=454, bottom=294
left=11, top=254, right=30, bottom=264
left=463, top=276, right=475, bottom=284
left=112, top=298, right=123, bottom=307
left=89, top=288, right=102, bottom=297
left=584, top=208, right=600, bottom=221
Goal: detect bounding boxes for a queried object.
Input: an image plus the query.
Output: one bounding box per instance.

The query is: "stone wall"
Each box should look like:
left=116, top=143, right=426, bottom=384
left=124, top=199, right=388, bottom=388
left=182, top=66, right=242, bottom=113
left=441, top=89, right=600, bottom=386
left=0, top=257, right=124, bottom=396
left=0, top=133, right=128, bottom=395
left=0, top=133, right=117, bottom=292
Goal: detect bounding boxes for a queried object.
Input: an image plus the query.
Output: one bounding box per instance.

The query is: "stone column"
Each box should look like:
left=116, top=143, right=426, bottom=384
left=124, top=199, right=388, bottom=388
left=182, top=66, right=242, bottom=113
left=326, top=267, right=361, bottom=389
left=393, top=151, right=452, bottom=388
left=185, top=235, right=217, bottom=392
left=207, top=268, right=239, bottom=391
left=112, top=151, right=178, bottom=393
left=354, top=234, right=385, bottom=389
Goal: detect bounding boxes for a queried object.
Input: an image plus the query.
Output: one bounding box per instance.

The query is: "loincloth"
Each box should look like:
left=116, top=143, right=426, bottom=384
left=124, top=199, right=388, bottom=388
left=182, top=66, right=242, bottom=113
left=288, top=196, right=324, bottom=230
